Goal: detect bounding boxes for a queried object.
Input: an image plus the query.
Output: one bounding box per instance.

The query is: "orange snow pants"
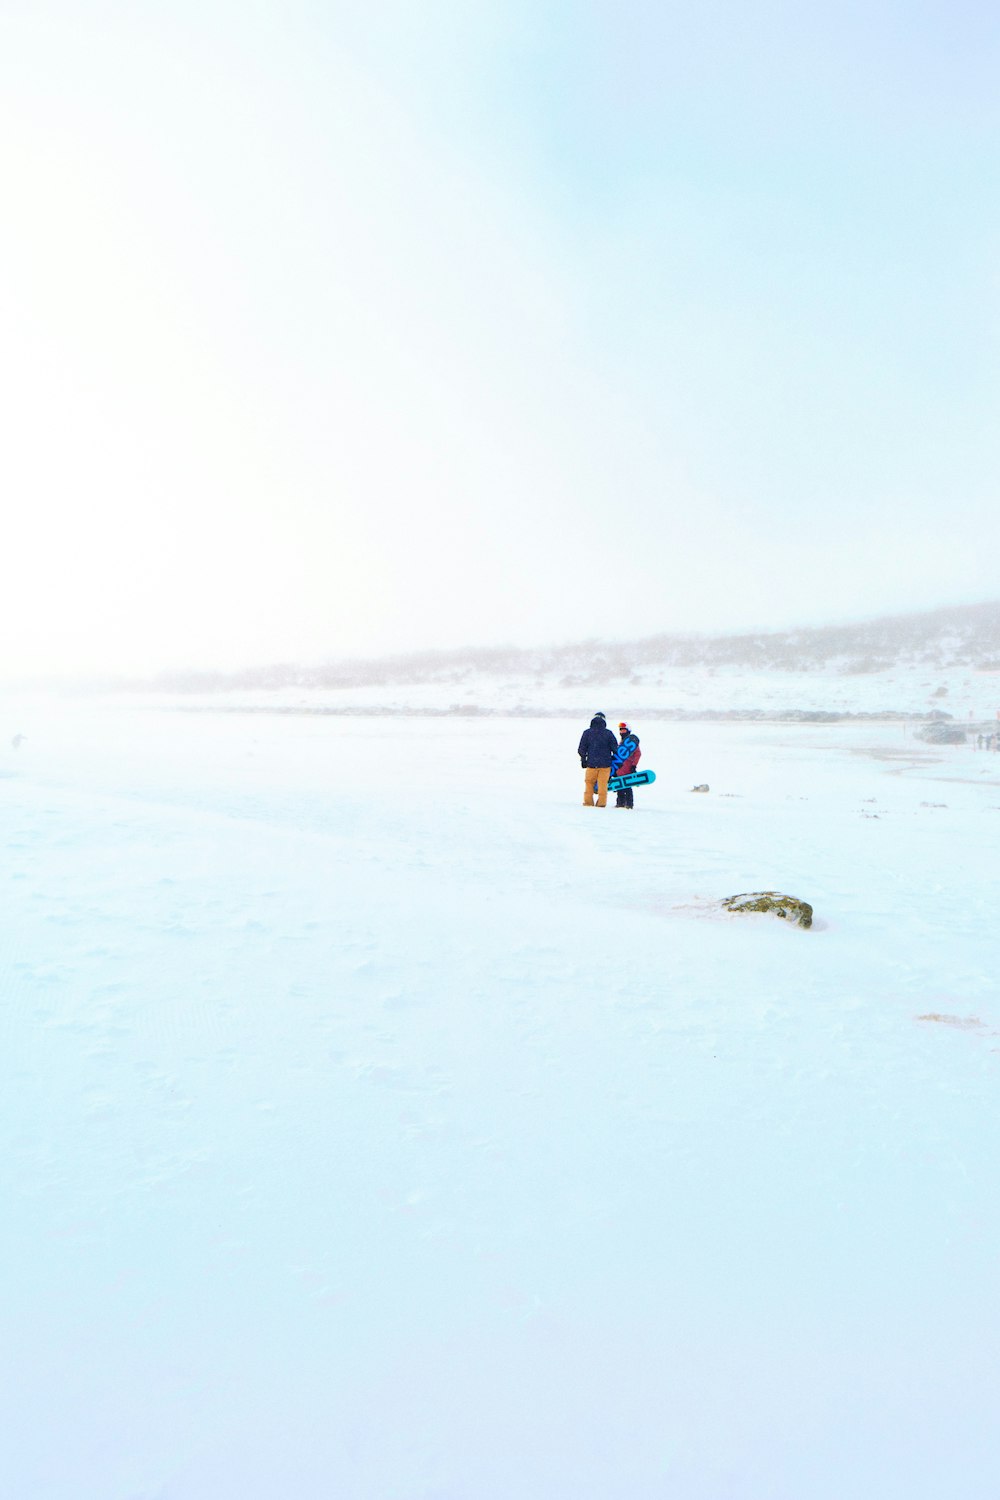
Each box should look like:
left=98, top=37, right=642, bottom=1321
left=584, top=767, right=611, bottom=806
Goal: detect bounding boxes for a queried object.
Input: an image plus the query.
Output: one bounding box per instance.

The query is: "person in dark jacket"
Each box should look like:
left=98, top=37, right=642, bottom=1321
left=577, top=712, right=618, bottom=806
left=612, top=721, right=641, bottom=808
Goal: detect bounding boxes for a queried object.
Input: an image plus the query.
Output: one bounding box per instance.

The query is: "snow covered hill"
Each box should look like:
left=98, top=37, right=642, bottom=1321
left=123, top=601, right=1000, bottom=724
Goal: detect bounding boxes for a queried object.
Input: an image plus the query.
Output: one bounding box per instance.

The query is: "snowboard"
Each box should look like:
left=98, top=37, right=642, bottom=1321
left=610, top=732, right=640, bottom=776
left=607, top=768, right=656, bottom=792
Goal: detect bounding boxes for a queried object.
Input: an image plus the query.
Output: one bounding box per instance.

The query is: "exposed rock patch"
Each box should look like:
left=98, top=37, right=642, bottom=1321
left=721, top=891, right=813, bottom=928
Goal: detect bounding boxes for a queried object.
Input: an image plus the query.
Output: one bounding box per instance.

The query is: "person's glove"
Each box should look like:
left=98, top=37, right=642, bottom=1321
left=580, top=756, right=587, bottom=768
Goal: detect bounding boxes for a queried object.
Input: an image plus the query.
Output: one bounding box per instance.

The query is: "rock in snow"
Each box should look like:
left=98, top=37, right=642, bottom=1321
left=721, top=890, right=814, bottom=928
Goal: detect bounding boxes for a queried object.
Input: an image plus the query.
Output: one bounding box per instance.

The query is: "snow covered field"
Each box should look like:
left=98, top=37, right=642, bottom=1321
left=3, top=702, right=1000, bottom=1498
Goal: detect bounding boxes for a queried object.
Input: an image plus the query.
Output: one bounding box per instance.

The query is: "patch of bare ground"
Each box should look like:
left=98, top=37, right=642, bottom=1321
left=850, top=747, right=942, bottom=763
left=916, top=1013, right=985, bottom=1031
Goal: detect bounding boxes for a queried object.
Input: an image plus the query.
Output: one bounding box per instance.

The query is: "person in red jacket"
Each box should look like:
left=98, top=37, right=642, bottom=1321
left=613, top=722, right=641, bottom=808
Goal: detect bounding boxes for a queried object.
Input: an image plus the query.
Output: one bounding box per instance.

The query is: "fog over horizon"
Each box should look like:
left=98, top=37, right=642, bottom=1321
left=7, top=595, right=999, bottom=695
left=3, top=2, right=997, bottom=681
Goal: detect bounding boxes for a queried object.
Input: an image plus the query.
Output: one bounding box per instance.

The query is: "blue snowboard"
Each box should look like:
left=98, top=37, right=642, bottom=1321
left=610, top=732, right=640, bottom=776
left=607, top=768, right=656, bottom=792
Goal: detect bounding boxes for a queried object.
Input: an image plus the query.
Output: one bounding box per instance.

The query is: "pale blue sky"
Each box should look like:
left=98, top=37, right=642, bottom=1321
left=1, top=1, right=997, bottom=674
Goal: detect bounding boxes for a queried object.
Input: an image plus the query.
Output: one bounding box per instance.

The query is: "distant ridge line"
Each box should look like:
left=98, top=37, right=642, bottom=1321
left=145, top=599, right=1000, bottom=693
